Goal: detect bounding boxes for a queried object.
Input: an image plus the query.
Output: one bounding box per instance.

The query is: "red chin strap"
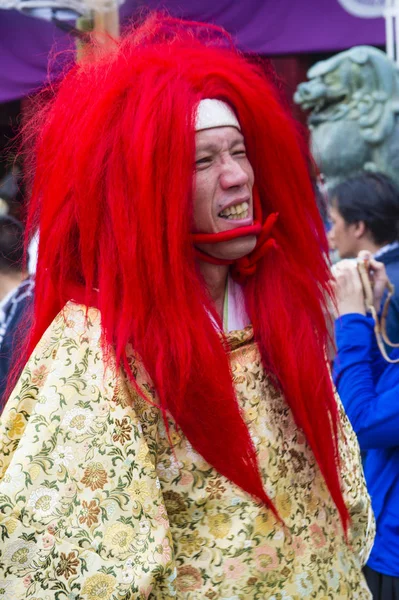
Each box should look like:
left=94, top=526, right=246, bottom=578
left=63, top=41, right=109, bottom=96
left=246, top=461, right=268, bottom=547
left=192, top=188, right=279, bottom=282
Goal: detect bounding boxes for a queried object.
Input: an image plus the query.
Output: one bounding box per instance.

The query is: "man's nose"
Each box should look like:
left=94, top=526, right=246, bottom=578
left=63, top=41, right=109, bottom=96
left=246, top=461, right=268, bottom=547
left=327, top=229, right=336, bottom=250
left=220, top=157, right=249, bottom=189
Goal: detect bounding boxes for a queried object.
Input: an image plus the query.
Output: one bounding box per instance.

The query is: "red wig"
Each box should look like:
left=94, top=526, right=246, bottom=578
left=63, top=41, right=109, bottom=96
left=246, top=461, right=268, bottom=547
left=23, top=14, right=348, bottom=528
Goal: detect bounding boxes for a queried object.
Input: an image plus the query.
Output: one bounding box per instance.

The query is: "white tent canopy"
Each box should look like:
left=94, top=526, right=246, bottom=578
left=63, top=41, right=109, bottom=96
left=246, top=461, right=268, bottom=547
left=338, top=0, right=399, bottom=64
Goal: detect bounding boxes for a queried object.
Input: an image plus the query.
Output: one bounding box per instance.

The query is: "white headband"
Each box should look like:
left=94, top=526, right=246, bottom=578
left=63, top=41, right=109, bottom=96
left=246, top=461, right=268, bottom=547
left=195, top=99, right=241, bottom=132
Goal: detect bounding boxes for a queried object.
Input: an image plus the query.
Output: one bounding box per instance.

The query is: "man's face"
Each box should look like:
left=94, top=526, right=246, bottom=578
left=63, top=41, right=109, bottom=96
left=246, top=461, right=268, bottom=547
left=328, top=203, right=360, bottom=258
left=193, top=126, right=256, bottom=261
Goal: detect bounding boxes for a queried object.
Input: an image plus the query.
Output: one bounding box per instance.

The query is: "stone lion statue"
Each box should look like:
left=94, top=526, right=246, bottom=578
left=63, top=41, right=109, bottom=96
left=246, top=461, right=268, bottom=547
left=294, top=45, right=399, bottom=190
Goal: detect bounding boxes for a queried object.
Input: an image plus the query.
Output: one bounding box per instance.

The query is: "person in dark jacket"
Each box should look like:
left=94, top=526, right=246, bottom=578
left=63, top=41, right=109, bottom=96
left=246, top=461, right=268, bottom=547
left=333, top=252, right=399, bottom=599
left=0, top=216, right=34, bottom=408
left=328, top=172, right=399, bottom=345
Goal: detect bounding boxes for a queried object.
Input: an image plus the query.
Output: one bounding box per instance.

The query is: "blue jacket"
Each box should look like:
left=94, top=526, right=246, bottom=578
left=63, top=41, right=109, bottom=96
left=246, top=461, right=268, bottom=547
left=334, top=313, right=399, bottom=576
left=379, top=245, right=399, bottom=346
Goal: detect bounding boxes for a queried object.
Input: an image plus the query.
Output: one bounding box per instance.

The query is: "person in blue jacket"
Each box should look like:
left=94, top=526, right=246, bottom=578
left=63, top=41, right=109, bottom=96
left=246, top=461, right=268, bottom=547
left=329, top=172, right=399, bottom=345
left=333, top=251, right=399, bottom=599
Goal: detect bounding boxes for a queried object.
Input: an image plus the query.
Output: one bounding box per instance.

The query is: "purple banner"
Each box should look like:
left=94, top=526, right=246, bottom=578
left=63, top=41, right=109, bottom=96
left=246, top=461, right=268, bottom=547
left=0, top=0, right=386, bottom=103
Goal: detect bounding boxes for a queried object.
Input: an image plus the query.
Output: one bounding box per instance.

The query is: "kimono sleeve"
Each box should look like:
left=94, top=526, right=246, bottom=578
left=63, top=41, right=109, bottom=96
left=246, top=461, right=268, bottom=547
left=0, top=303, right=175, bottom=600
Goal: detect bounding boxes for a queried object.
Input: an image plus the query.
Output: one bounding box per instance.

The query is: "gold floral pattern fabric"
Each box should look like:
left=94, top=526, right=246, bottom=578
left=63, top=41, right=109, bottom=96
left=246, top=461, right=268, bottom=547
left=0, top=303, right=374, bottom=599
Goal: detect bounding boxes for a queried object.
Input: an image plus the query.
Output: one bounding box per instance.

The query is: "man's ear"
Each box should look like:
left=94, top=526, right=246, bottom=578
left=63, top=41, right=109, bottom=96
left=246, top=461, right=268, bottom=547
left=353, top=220, right=366, bottom=239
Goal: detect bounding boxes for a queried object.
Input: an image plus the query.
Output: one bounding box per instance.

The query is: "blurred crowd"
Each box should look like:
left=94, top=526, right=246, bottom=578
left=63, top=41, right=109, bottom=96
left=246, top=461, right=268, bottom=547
left=322, top=171, right=399, bottom=597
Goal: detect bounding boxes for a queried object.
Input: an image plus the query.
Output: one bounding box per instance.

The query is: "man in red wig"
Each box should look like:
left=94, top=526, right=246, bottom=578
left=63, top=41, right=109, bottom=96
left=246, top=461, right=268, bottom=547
left=0, top=14, right=374, bottom=599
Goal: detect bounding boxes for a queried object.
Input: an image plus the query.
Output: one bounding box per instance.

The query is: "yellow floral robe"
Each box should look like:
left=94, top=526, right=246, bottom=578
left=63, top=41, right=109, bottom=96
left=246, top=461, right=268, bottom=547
left=0, top=302, right=374, bottom=599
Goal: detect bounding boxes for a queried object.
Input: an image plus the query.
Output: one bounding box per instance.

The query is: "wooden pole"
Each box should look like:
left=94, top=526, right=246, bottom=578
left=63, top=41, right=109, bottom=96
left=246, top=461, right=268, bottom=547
left=75, top=0, right=120, bottom=61
left=93, top=2, right=119, bottom=40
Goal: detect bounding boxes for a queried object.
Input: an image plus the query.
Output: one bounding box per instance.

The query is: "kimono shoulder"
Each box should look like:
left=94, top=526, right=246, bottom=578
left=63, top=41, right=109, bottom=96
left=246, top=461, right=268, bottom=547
left=0, top=302, right=176, bottom=599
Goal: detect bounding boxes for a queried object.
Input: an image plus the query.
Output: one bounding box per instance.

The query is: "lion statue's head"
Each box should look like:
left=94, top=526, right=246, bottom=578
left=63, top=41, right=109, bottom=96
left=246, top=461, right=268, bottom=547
left=294, top=46, right=399, bottom=188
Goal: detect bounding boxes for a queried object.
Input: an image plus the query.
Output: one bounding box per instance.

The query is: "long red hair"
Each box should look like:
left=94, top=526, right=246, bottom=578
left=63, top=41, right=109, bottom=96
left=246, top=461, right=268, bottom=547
left=23, top=14, right=348, bottom=528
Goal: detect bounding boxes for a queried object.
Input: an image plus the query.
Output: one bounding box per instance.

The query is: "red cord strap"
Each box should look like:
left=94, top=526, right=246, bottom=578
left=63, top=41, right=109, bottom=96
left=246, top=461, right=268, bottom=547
left=192, top=222, right=262, bottom=245
left=192, top=212, right=279, bottom=279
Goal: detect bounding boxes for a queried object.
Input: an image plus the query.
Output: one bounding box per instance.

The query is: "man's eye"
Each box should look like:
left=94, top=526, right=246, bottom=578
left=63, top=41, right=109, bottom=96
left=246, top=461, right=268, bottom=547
left=195, top=156, right=212, bottom=167
left=232, top=149, right=246, bottom=157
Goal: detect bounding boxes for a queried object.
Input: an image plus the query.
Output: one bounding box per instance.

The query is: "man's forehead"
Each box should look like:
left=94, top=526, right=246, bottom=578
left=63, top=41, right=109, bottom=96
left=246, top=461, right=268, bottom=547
left=195, top=127, right=244, bottom=150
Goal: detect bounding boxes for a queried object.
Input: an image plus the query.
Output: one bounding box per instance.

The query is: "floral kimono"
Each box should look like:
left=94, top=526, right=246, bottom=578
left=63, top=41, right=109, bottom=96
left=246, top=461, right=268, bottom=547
left=0, top=302, right=374, bottom=599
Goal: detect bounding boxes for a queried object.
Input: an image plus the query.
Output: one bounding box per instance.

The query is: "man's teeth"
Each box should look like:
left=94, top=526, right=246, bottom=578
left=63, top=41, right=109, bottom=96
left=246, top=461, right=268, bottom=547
left=219, top=201, right=249, bottom=220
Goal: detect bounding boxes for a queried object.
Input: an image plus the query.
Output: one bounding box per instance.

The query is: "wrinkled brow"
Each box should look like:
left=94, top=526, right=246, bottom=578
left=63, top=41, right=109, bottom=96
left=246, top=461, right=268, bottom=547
left=195, top=134, right=245, bottom=154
